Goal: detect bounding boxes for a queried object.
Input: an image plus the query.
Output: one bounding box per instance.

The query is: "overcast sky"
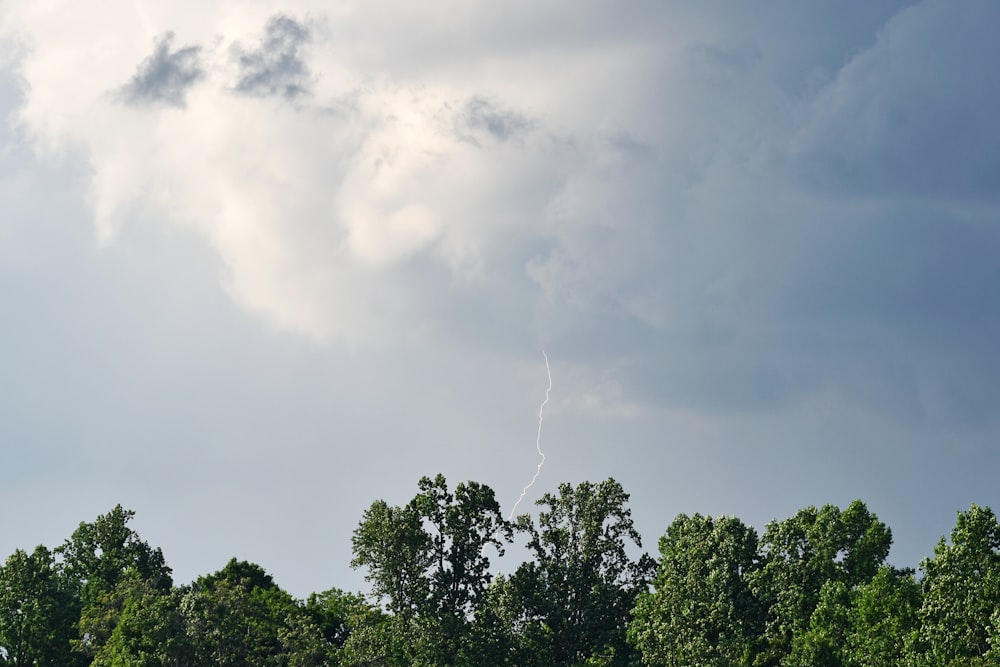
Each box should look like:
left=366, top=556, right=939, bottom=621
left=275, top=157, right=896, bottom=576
left=2, top=0, right=998, bottom=597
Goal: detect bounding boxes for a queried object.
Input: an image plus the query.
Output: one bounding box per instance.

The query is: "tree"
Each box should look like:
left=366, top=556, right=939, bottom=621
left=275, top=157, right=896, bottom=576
left=351, top=474, right=512, bottom=665
left=338, top=607, right=414, bottom=667
left=412, top=474, right=512, bottom=663
left=181, top=559, right=299, bottom=666
left=54, top=505, right=173, bottom=661
left=844, top=566, right=920, bottom=667
left=303, top=587, right=369, bottom=650
left=786, top=580, right=851, bottom=667
left=351, top=499, right=431, bottom=632
left=282, top=588, right=378, bottom=666
left=0, top=545, right=82, bottom=667
left=509, top=478, right=656, bottom=667
left=57, top=505, right=172, bottom=605
left=277, top=609, right=336, bottom=667
left=79, top=571, right=192, bottom=667
left=916, top=504, right=1000, bottom=665
left=629, top=513, right=763, bottom=666
left=748, top=500, right=891, bottom=666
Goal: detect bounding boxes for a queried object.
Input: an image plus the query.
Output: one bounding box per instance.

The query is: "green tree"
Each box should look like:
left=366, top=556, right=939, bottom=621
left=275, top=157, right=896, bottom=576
left=181, top=559, right=299, bottom=666
left=916, top=504, right=1000, bottom=665
left=278, top=609, right=336, bottom=667
left=79, top=571, right=192, bottom=667
left=286, top=587, right=380, bottom=666
left=55, top=505, right=173, bottom=661
left=748, top=500, right=891, bottom=667
left=456, top=574, right=522, bottom=666
left=629, top=513, right=763, bottom=666
left=844, top=566, right=920, bottom=667
left=413, top=474, right=512, bottom=663
left=351, top=498, right=431, bottom=634
left=787, top=579, right=850, bottom=667
left=510, top=478, right=656, bottom=667
left=303, top=588, right=368, bottom=650
left=351, top=474, right=512, bottom=665
left=339, top=606, right=412, bottom=667
left=57, top=505, right=172, bottom=605
left=0, top=545, right=82, bottom=667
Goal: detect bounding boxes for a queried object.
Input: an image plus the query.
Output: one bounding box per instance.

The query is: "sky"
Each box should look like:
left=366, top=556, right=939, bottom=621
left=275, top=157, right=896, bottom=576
left=1, top=0, right=998, bottom=598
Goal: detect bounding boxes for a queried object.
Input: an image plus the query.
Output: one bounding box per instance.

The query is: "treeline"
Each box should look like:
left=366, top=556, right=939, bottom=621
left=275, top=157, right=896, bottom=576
left=1, top=476, right=999, bottom=666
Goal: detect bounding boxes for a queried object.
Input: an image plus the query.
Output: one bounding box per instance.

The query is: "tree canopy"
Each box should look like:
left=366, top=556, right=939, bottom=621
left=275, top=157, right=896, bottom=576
left=1, top=478, right=997, bottom=666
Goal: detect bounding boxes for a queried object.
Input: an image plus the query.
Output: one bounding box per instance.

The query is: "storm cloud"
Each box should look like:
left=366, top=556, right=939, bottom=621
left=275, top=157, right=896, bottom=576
left=233, top=15, right=312, bottom=100
left=117, top=32, right=204, bottom=108
left=2, top=0, right=998, bottom=597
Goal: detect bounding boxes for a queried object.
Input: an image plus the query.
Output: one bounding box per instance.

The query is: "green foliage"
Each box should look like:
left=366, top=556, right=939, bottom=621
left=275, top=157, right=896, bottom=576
left=81, top=572, right=192, bottom=666
left=181, top=558, right=299, bottom=666
left=844, top=566, right=921, bottom=667
left=787, top=579, right=850, bottom=667
left=55, top=505, right=174, bottom=662
left=57, top=504, right=172, bottom=606
left=351, top=474, right=512, bottom=665
left=277, top=608, right=337, bottom=667
left=916, top=504, right=1000, bottom=665
left=2, top=480, right=998, bottom=667
left=338, top=603, right=420, bottom=667
left=0, top=545, right=82, bottom=667
left=351, top=498, right=432, bottom=626
left=629, top=513, right=762, bottom=666
left=748, top=500, right=892, bottom=666
left=510, top=478, right=656, bottom=667
left=303, top=587, right=367, bottom=648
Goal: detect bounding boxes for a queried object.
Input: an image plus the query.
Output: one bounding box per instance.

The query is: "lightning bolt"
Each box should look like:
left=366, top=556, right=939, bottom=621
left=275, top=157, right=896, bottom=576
left=509, top=351, right=552, bottom=520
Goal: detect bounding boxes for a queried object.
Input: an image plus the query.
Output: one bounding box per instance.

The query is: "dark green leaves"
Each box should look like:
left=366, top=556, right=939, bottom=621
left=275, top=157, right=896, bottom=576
left=917, top=504, right=1000, bottom=664
left=629, top=514, right=762, bottom=667
left=350, top=474, right=512, bottom=665
left=0, top=545, right=82, bottom=667
left=749, top=500, right=892, bottom=666
left=510, top=479, right=655, bottom=667
left=3, top=486, right=999, bottom=666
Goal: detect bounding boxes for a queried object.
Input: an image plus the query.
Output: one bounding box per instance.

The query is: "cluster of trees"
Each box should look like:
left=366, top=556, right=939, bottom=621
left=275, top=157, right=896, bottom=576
left=1, top=476, right=999, bottom=666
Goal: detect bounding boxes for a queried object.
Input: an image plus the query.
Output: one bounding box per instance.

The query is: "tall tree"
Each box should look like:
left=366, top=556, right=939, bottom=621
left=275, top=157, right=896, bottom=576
left=303, top=587, right=369, bottom=651
left=303, top=588, right=392, bottom=666
left=509, top=478, right=656, bottom=667
left=916, top=504, right=1000, bottom=665
left=78, top=571, right=192, bottom=667
left=181, top=558, right=299, bottom=667
left=57, top=505, right=172, bottom=605
left=351, top=474, right=512, bottom=665
left=844, top=566, right=921, bottom=667
left=412, top=474, right=512, bottom=663
left=351, top=499, right=431, bottom=631
left=0, top=545, right=82, bottom=667
left=748, top=500, right=891, bottom=666
left=785, top=579, right=851, bottom=667
left=629, top=513, right=763, bottom=666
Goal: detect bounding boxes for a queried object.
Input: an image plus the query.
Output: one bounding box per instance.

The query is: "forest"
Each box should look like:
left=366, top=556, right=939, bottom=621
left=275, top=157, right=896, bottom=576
left=2, top=475, right=999, bottom=666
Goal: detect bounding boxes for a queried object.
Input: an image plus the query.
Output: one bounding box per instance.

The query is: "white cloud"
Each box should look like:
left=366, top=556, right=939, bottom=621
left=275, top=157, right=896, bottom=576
left=4, top=0, right=998, bottom=418
left=4, top=0, right=655, bottom=343
left=4, top=0, right=1000, bottom=600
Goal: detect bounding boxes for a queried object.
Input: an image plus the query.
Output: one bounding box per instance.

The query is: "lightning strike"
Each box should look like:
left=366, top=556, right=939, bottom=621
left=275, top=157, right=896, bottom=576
left=509, top=351, right=552, bottom=521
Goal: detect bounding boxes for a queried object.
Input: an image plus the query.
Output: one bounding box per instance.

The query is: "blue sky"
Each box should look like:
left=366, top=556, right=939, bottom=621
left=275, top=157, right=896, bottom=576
left=2, top=0, right=998, bottom=597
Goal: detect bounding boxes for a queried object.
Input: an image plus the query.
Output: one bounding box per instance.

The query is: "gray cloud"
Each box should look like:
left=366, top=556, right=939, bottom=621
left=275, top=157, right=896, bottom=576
left=117, top=32, right=203, bottom=108
left=787, top=0, right=1000, bottom=199
left=234, top=15, right=311, bottom=100
left=456, top=96, right=533, bottom=145
left=5, top=0, right=1000, bottom=596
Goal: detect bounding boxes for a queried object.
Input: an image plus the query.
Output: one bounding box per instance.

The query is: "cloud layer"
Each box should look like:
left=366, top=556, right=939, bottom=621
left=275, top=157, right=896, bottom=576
left=3, top=0, right=1000, bottom=593
left=4, top=0, right=999, bottom=422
